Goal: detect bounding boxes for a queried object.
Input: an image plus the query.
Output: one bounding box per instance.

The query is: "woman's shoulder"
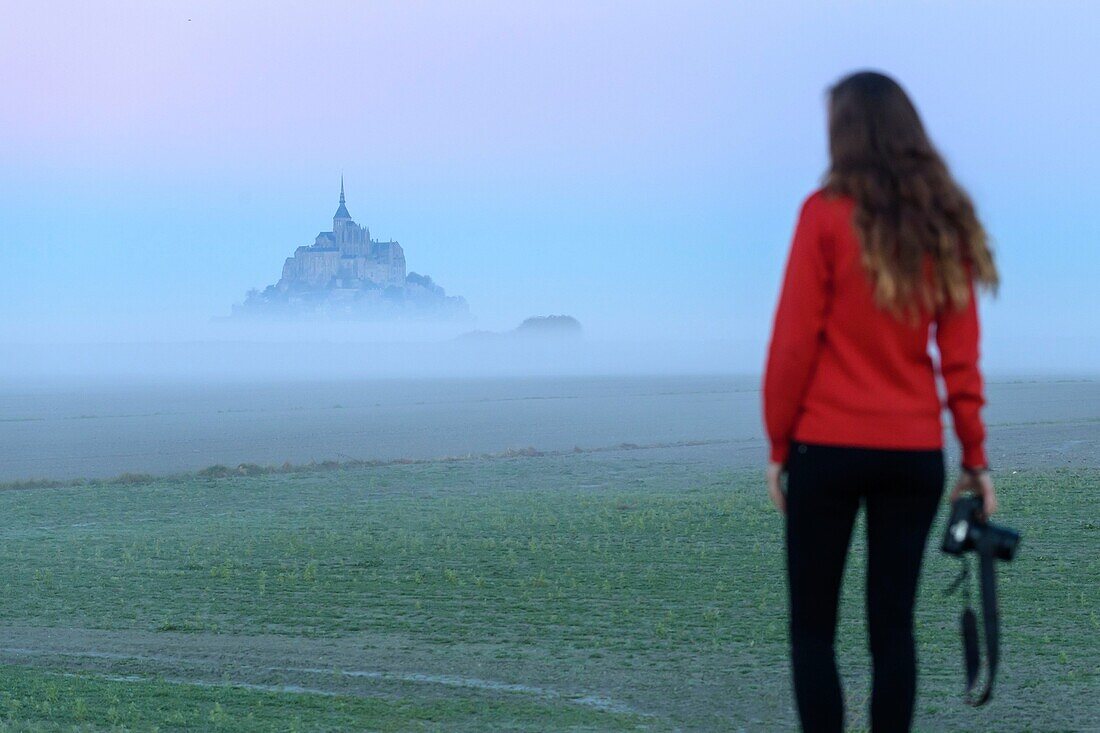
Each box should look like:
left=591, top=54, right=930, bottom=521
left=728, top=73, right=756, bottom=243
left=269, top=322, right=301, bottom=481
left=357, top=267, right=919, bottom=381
left=796, top=189, right=856, bottom=232
left=802, top=187, right=856, bottom=212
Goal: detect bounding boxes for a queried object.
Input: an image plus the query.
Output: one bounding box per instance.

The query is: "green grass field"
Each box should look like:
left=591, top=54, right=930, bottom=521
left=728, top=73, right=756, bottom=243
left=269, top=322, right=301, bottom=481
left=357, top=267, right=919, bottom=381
left=0, top=449, right=1096, bottom=731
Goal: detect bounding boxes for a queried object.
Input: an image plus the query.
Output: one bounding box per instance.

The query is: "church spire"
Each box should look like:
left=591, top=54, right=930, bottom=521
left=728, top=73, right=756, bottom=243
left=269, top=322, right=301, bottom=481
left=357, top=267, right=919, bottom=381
left=334, top=176, right=351, bottom=221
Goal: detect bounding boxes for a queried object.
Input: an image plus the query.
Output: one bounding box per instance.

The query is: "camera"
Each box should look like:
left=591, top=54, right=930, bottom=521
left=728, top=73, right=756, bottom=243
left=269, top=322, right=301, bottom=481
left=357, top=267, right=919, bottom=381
left=941, top=496, right=1020, bottom=561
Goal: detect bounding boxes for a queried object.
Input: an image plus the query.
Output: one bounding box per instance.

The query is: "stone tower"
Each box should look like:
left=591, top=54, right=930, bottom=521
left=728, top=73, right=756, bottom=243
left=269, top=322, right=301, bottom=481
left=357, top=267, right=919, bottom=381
left=333, top=177, right=354, bottom=241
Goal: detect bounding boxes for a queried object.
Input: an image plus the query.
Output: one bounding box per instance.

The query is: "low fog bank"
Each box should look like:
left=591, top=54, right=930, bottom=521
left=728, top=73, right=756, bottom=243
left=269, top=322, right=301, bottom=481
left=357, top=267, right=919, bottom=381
left=4, top=315, right=1095, bottom=385
left=1, top=338, right=753, bottom=385
left=4, top=340, right=1097, bottom=387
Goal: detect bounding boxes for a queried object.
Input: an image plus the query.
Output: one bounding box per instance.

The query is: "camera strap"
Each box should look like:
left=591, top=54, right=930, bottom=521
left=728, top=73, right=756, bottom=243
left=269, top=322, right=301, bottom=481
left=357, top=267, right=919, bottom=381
left=949, top=546, right=1000, bottom=706
left=969, top=542, right=1000, bottom=706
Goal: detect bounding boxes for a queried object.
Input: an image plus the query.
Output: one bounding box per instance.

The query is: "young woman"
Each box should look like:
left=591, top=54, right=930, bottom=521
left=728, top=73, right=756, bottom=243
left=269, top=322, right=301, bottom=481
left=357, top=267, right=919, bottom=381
left=762, top=71, right=1000, bottom=733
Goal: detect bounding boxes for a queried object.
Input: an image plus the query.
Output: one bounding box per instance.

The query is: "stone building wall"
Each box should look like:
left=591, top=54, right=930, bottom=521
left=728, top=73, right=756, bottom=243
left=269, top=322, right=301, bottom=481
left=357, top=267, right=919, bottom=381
left=278, top=234, right=407, bottom=291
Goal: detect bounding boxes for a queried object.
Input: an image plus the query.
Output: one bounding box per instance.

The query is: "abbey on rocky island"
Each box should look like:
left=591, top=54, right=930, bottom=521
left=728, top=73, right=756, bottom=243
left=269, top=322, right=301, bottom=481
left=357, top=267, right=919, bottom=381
left=234, top=180, right=468, bottom=320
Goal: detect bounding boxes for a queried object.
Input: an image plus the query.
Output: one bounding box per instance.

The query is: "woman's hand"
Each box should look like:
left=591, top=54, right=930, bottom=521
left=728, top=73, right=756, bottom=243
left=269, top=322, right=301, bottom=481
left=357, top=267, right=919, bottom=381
left=949, top=468, right=997, bottom=518
left=766, top=461, right=786, bottom=515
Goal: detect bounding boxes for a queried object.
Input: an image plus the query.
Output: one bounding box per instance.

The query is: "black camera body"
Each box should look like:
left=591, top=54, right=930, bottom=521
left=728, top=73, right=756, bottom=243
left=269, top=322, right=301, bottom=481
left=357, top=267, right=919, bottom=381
left=941, top=496, right=1020, bottom=561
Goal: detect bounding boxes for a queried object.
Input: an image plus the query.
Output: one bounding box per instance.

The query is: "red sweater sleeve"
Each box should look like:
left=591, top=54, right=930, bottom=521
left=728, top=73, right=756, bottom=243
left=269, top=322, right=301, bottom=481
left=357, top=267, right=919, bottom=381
left=763, top=193, right=831, bottom=466
left=936, top=277, right=989, bottom=468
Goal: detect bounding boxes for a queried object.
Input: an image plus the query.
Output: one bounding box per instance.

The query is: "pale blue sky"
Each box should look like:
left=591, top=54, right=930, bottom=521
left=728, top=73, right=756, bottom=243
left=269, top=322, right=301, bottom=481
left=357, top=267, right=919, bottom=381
left=1, top=1, right=1097, bottom=373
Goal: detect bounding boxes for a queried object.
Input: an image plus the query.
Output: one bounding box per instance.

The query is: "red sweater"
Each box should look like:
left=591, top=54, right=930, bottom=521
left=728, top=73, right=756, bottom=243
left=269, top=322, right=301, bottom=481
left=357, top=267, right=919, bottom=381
left=763, top=190, right=988, bottom=469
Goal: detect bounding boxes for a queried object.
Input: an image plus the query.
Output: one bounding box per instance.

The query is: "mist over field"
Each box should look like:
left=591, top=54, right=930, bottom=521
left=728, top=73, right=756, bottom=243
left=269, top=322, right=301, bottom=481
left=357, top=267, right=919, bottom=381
left=1, top=339, right=744, bottom=384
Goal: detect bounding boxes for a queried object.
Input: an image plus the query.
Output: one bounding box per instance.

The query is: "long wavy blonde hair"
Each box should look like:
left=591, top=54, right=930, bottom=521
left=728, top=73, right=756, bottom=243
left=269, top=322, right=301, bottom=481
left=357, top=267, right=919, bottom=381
left=823, top=71, right=999, bottom=321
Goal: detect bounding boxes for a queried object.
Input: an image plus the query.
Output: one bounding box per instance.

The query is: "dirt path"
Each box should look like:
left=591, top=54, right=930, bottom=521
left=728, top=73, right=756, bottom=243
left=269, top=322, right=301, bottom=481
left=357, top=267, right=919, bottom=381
left=0, top=625, right=648, bottom=714
left=0, top=625, right=795, bottom=730
left=0, top=620, right=695, bottom=717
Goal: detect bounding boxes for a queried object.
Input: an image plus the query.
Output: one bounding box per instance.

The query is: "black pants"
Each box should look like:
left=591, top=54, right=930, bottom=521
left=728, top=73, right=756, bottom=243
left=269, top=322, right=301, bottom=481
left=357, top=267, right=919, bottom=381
left=785, top=441, right=944, bottom=733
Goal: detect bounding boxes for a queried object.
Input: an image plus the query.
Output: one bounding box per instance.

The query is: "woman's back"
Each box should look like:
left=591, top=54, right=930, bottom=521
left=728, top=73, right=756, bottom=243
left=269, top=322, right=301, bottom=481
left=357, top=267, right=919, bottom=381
left=764, top=189, right=987, bottom=470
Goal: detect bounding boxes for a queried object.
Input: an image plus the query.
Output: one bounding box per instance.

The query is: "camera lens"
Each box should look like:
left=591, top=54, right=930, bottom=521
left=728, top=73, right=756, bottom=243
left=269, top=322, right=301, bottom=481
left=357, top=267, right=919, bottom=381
left=993, top=526, right=1021, bottom=561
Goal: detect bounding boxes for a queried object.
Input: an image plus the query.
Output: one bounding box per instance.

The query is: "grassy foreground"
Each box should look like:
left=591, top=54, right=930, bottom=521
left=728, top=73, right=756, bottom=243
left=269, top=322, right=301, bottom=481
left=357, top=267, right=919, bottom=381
left=0, top=450, right=1095, bottom=731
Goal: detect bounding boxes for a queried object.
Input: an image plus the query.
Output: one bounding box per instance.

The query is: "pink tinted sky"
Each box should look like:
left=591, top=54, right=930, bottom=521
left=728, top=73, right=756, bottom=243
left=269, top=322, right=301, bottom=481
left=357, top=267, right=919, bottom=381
left=3, top=2, right=767, bottom=173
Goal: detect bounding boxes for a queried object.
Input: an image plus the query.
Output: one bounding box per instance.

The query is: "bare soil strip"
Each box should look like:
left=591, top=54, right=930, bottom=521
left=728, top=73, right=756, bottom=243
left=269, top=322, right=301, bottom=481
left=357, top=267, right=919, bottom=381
left=0, top=626, right=651, bottom=718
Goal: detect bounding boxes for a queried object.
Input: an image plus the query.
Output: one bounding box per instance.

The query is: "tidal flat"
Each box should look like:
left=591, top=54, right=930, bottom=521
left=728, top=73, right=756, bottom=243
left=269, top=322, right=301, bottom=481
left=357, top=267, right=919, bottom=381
left=2, top=375, right=1097, bottom=483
